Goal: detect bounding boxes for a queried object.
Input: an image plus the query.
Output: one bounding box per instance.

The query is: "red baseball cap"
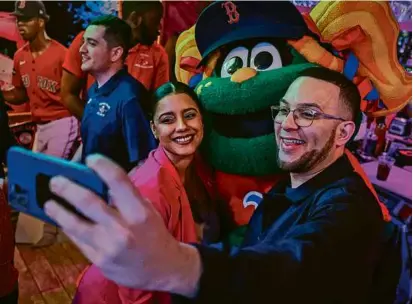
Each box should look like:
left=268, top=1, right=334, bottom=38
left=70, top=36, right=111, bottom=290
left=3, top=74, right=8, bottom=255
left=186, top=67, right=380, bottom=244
left=12, top=0, right=49, bottom=21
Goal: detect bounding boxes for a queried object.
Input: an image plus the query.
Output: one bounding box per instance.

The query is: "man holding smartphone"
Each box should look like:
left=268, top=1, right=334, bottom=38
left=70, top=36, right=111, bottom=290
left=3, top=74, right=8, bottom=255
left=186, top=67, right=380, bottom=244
left=72, top=15, right=157, bottom=172
left=45, top=68, right=386, bottom=304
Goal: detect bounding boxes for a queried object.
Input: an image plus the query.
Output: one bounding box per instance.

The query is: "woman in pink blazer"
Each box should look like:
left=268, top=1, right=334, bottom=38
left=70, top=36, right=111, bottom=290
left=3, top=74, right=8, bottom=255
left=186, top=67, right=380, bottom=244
left=73, top=82, right=220, bottom=304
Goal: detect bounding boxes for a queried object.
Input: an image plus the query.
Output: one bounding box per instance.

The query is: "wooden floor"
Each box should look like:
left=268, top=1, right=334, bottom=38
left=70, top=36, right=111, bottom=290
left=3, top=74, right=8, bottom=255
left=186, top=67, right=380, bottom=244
left=14, top=241, right=90, bottom=304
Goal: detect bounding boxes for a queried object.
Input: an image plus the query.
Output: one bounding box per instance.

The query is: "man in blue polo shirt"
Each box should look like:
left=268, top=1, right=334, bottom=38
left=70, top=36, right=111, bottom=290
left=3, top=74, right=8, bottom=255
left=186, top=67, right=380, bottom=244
left=73, top=15, right=157, bottom=171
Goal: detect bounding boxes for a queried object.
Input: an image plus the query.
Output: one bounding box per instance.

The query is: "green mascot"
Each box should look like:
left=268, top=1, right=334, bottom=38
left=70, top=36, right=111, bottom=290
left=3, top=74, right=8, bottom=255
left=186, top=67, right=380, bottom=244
left=175, top=1, right=411, bottom=244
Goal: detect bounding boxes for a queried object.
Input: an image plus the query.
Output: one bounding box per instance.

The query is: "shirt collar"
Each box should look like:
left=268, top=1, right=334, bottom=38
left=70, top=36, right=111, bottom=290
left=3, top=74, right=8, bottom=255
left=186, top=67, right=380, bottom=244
left=91, top=67, right=128, bottom=97
left=275, top=155, right=355, bottom=204
left=128, top=43, right=152, bottom=54
left=153, top=147, right=208, bottom=192
left=153, top=146, right=182, bottom=190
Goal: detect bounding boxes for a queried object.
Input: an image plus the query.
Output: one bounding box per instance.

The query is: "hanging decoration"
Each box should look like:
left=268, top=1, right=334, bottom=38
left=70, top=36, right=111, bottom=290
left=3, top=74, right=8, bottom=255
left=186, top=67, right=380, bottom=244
left=62, top=1, right=119, bottom=29
left=292, top=0, right=411, bottom=22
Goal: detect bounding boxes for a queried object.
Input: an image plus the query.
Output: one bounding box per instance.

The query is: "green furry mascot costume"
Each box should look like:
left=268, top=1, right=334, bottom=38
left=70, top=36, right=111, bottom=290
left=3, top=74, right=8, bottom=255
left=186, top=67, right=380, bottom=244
left=175, top=1, right=411, bottom=244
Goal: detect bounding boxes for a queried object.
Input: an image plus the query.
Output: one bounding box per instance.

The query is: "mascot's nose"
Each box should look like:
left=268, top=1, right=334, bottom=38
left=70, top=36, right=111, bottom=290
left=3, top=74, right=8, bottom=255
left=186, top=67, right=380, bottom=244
left=230, top=67, right=257, bottom=83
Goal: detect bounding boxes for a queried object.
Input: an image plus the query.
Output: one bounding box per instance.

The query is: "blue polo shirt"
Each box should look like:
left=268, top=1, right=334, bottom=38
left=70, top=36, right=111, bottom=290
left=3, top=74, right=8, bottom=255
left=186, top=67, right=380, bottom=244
left=81, top=68, right=157, bottom=172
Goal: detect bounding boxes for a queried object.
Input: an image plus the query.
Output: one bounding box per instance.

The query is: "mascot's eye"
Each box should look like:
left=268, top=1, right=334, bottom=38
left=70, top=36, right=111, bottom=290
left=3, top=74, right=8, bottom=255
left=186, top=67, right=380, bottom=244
left=250, top=42, right=282, bottom=71
left=225, top=57, right=243, bottom=74
left=221, top=46, right=249, bottom=78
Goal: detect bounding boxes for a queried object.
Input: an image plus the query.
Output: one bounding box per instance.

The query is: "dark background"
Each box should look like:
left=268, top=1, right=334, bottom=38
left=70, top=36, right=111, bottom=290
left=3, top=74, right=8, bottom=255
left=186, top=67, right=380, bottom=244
left=0, top=1, right=411, bottom=72
left=0, top=1, right=86, bottom=47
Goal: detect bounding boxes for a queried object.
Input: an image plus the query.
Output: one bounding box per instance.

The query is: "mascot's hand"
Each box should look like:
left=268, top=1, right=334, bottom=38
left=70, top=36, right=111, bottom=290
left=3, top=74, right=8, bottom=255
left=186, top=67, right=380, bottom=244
left=309, top=1, right=412, bottom=117
left=175, top=25, right=202, bottom=85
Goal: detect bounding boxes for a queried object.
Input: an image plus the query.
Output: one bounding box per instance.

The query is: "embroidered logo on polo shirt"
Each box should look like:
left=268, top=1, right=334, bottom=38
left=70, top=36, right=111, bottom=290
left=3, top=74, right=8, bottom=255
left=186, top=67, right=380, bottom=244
left=19, top=60, right=25, bottom=66
left=97, top=102, right=110, bottom=117
left=134, top=54, right=153, bottom=69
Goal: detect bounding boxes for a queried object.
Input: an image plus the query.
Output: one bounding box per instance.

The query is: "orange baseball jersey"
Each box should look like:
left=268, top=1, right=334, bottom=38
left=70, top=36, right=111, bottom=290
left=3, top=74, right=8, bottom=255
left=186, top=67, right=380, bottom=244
left=125, top=43, right=169, bottom=92
left=63, top=31, right=169, bottom=93
left=12, top=40, right=71, bottom=123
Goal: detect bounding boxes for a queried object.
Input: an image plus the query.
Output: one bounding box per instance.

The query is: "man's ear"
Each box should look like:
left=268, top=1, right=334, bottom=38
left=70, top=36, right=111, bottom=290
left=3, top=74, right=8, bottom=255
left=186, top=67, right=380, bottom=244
left=38, top=17, right=45, bottom=29
left=111, top=46, right=124, bottom=62
left=336, top=121, right=356, bottom=146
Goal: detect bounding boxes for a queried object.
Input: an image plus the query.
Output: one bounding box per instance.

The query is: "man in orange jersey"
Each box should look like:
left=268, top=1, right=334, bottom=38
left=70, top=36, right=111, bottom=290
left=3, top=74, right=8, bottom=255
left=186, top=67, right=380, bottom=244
left=61, top=1, right=169, bottom=120
left=2, top=0, right=80, bottom=247
left=3, top=1, right=79, bottom=158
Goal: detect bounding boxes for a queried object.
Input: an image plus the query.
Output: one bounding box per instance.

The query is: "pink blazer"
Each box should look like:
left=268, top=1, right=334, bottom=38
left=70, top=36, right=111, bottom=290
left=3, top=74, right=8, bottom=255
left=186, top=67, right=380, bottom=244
left=74, top=147, right=216, bottom=304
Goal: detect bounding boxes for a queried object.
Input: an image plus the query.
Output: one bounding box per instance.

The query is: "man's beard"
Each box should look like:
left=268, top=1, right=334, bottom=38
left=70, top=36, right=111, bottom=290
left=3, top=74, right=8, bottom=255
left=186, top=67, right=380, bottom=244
left=276, top=127, right=336, bottom=173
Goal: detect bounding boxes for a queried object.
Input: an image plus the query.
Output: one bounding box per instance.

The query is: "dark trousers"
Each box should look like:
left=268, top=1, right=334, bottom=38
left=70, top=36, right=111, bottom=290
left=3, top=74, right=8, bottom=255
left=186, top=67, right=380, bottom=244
left=0, top=286, right=18, bottom=304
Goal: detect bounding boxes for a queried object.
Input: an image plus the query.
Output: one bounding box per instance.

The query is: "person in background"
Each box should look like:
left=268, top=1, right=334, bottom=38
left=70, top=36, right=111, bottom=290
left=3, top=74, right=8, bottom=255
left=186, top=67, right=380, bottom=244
left=2, top=1, right=79, bottom=159
left=46, top=67, right=385, bottom=303
left=72, top=15, right=157, bottom=172
left=1, top=0, right=80, bottom=247
left=61, top=1, right=169, bottom=120
left=74, top=82, right=219, bottom=304
left=0, top=91, right=18, bottom=304
left=161, top=1, right=211, bottom=81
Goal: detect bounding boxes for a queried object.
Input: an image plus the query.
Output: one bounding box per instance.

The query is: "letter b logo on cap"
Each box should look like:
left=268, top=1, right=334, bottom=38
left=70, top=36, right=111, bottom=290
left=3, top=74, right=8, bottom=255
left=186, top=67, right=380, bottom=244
left=222, top=1, right=240, bottom=24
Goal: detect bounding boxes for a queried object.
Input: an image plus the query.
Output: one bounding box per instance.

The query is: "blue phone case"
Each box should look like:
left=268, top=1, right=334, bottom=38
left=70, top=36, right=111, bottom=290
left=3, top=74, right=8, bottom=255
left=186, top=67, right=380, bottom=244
left=7, top=146, right=108, bottom=226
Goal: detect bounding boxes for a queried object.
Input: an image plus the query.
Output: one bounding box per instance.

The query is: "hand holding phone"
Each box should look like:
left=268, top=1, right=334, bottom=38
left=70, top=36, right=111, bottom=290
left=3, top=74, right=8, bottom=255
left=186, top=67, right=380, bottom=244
left=7, top=147, right=108, bottom=226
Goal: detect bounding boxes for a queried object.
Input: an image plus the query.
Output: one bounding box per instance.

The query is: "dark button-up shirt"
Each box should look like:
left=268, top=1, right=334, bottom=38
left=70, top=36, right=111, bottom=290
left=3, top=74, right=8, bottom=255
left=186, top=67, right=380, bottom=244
left=81, top=68, right=157, bottom=172
left=190, top=155, right=385, bottom=304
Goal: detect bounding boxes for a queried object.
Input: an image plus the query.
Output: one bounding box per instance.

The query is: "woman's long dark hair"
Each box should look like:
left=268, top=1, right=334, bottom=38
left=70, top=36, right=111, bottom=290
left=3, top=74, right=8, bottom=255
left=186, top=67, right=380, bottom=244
left=151, top=82, right=220, bottom=242
left=151, top=81, right=203, bottom=119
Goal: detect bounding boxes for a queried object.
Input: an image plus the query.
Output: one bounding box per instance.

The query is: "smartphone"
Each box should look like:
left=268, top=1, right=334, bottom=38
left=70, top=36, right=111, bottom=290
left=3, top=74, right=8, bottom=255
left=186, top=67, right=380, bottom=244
left=7, top=146, right=109, bottom=226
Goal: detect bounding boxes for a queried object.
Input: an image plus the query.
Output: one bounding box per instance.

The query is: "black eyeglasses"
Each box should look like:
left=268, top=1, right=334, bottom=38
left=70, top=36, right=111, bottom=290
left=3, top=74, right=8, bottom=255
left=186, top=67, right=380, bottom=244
left=270, top=105, right=347, bottom=128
